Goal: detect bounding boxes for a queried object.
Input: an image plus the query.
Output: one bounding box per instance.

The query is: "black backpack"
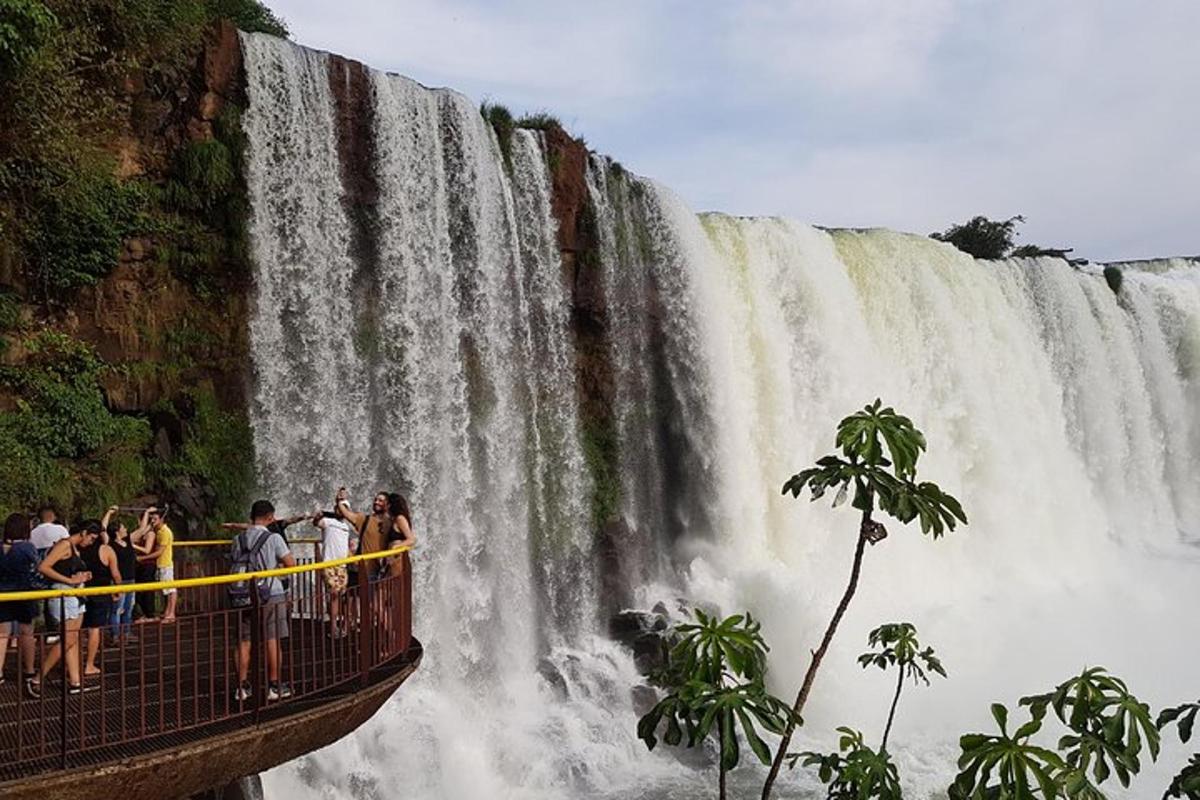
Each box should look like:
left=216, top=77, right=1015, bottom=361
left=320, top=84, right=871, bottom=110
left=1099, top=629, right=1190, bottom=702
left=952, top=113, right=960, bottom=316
left=228, top=529, right=277, bottom=608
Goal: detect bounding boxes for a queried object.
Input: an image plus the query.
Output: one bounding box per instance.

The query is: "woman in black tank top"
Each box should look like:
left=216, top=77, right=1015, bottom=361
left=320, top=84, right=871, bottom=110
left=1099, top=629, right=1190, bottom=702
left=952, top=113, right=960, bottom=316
left=34, top=523, right=99, bottom=694
left=105, top=517, right=139, bottom=645
left=80, top=526, right=121, bottom=676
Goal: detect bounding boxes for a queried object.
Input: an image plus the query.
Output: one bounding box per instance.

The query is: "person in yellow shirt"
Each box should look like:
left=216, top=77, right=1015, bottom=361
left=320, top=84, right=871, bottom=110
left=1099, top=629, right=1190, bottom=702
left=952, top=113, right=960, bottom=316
left=140, top=507, right=177, bottom=623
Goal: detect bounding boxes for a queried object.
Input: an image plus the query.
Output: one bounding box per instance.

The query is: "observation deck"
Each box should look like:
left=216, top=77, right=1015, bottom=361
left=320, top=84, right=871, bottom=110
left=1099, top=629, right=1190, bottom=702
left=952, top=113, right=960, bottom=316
left=0, top=540, right=420, bottom=800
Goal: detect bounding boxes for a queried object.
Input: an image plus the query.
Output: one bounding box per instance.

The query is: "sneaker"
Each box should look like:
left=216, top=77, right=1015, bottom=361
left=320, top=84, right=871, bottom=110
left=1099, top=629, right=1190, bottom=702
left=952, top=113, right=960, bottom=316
left=234, top=682, right=252, bottom=702
left=46, top=634, right=60, bottom=645
left=24, top=677, right=40, bottom=699
left=266, top=682, right=292, bottom=701
left=67, top=684, right=81, bottom=696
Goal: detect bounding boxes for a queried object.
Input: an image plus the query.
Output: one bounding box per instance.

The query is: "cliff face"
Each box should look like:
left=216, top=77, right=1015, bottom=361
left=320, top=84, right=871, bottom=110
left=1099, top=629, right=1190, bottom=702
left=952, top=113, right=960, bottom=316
left=0, top=21, right=254, bottom=533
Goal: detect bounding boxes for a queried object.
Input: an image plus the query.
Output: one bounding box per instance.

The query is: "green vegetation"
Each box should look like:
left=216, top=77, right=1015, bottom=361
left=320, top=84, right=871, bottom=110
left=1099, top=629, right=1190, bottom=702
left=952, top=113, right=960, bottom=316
left=1160, top=700, right=1199, bottom=798
left=931, top=215, right=1027, bottom=260
left=515, top=112, right=563, bottom=131
left=637, top=610, right=792, bottom=800
left=761, top=400, right=967, bottom=799
left=0, top=0, right=277, bottom=523
left=153, top=387, right=255, bottom=526
left=0, top=332, right=150, bottom=516
left=480, top=102, right=571, bottom=171
left=792, top=623, right=943, bottom=799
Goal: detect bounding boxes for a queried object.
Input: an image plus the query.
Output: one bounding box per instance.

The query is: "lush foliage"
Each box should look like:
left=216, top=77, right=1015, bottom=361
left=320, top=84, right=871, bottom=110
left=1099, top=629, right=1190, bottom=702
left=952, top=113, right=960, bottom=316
left=0, top=333, right=151, bottom=516
left=792, top=727, right=903, bottom=800
left=1102, top=265, right=1123, bottom=295
left=952, top=667, right=1160, bottom=799
left=0, top=0, right=56, bottom=78
left=782, top=399, right=967, bottom=538
left=638, top=611, right=791, bottom=797
left=1159, top=701, right=1200, bottom=799
left=858, top=623, right=946, bottom=686
left=931, top=215, right=1026, bottom=260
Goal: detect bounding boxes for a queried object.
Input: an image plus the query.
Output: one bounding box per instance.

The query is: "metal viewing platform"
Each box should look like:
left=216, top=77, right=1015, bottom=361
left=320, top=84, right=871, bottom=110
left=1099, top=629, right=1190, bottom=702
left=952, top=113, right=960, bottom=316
left=0, top=541, right=421, bottom=800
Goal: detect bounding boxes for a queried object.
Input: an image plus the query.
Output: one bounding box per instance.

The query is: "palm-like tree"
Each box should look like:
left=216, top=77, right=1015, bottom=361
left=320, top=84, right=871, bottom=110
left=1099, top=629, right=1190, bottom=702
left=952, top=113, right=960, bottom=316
left=761, top=400, right=967, bottom=800
left=858, top=622, right=946, bottom=752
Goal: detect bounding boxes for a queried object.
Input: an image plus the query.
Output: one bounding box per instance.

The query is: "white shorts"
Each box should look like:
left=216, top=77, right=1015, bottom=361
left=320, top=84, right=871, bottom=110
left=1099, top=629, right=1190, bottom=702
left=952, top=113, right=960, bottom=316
left=157, top=566, right=175, bottom=595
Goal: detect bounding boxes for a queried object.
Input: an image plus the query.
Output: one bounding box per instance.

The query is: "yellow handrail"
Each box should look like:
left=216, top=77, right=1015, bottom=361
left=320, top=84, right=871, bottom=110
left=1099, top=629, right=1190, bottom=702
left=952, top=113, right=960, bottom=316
left=175, top=538, right=324, bottom=547
left=0, top=545, right=411, bottom=602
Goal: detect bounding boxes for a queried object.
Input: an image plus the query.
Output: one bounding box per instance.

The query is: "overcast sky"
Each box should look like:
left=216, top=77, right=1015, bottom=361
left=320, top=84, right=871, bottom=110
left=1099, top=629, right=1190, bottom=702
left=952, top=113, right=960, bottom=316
left=268, top=0, right=1199, bottom=261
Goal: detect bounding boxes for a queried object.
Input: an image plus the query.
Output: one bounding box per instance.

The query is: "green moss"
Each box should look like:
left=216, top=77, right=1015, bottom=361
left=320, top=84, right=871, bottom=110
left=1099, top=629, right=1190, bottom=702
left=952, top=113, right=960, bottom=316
left=155, top=387, right=254, bottom=526
left=27, top=162, right=150, bottom=297
left=581, top=416, right=620, bottom=529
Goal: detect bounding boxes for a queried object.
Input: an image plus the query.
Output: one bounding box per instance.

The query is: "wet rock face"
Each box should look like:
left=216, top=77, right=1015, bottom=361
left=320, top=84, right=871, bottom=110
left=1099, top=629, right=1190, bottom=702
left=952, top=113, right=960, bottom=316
left=609, top=608, right=673, bottom=676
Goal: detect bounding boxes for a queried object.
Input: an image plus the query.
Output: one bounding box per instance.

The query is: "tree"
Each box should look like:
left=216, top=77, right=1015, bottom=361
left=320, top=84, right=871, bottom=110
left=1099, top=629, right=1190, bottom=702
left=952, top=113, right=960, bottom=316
left=792, top=623, right=944, bottom=799
left=951, top=667, right=1160, bottom=799
left=857, top=622, right=946, bottom=752
left=931, top=215, right=1024, bottom=260
left=1159, top=700, right=1200, bottom=799
left=760, top=400, right=967, bottom=800
left=637, top=610, right=792, bottom=800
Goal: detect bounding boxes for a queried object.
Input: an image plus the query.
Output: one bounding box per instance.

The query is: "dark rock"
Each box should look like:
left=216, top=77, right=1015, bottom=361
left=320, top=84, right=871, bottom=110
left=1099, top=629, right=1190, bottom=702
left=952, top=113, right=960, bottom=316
left=537, top=657, right=569, bottom=700
left=630, top=684, right=658, bottom=717
left=631, top=632, right=669, bottom=675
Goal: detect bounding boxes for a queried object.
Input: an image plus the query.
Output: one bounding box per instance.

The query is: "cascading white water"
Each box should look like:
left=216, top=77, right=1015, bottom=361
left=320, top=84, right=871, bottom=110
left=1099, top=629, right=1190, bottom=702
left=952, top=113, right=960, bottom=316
left=240, top=33, right=1200, bottom=800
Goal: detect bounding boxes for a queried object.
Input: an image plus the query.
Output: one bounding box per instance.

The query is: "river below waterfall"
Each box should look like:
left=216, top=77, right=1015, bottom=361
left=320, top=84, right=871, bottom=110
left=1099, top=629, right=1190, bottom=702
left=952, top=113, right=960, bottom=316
left=238, top=32, right=1200, bottom=800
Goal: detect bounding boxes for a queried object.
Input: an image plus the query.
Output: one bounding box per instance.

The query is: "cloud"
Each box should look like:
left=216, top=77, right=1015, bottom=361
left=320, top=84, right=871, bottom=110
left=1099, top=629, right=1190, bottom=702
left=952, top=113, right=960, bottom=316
left=265, top=0, right=1200, bottom=259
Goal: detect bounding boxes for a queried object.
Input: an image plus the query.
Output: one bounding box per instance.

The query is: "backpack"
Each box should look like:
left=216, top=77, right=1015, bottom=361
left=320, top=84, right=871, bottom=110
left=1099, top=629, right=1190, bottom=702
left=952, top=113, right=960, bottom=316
left=227, top=528, right=277, bottom=609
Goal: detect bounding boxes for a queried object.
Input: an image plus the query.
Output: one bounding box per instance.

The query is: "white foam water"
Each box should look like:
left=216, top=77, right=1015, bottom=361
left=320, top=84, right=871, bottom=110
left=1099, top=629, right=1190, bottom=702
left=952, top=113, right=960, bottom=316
left=241, top=32, right=1200, bottom=800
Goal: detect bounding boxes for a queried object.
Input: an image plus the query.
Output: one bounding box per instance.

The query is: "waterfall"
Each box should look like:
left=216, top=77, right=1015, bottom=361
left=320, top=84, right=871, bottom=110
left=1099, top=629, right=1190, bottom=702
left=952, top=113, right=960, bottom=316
left=240, top=33, right=1200, bottom=800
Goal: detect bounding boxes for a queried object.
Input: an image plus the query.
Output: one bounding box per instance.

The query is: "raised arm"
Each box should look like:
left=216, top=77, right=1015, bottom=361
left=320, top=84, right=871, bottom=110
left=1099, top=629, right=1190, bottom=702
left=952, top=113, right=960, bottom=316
left=100, top=505, right=118, bottom=532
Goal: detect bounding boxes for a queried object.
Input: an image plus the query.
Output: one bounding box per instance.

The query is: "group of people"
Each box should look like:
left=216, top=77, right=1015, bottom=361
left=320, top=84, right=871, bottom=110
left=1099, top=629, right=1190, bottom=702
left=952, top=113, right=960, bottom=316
left=0, top=505, right=176, bottom=698
left=220, top=488, right=416, bottom=702
left=0, top=487, right=418, bottom=704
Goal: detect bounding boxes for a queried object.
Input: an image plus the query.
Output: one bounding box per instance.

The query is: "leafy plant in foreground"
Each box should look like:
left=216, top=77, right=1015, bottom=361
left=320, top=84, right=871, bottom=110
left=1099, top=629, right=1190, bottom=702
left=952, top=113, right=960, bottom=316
left=858, top=622, right=946, bottom=752
left=791, top=727, right=902, bottom=800
left=951, top=667, right=1159, bottom=799
left=1159, top=700, right=1200, bottom=799
left=760, top=400, right=967, bottom=800
left=638, top=610, right=792, bottom=800
left=792, top=623, right=944, bottom=798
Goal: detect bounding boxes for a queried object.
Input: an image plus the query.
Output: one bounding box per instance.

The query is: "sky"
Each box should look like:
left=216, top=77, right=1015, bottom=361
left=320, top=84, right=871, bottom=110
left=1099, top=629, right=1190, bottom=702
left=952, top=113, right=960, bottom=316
left=266, top=0, right=1200, bottom=261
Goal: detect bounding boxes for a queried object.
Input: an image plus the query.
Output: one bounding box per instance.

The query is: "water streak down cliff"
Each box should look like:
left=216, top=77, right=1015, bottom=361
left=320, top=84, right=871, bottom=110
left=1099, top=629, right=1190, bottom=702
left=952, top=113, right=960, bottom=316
left=239, top=33, right=1200, bottom=800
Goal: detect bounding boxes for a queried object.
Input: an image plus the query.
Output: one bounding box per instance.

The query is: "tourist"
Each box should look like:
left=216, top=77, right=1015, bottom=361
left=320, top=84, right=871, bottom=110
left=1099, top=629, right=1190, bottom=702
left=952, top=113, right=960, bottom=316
left=31, top=521, right=96, bottom=697
left=29, top=505, right=68, bottom=557
left=0, top=513, right=39, bottom=695
left=313, top=507, right=353, bottom=636
left=80, top=520, right=122, bottom=677
left=233, top=500, right=295, bottom=703
left=385, top=493, right=416, bottom=579
left=334, top=488, right=391, bottom=582
left=139, top=507, right=176, bottom=623
left=102, top=507, right=142, bottom=644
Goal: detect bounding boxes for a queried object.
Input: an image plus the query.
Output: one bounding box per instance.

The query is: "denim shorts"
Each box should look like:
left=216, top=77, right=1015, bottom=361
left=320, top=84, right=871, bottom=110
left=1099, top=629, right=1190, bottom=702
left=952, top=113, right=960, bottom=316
left=46, top=588, right=85, bottom=624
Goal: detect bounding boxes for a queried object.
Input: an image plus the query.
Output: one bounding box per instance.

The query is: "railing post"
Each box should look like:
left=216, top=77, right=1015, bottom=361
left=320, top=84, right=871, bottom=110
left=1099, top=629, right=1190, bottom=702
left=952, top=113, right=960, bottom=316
left=58, top=595, right=67, bottom=770
left=249, top=578, right=262, bottom=721
left=358, top=562, right=370, bottom=688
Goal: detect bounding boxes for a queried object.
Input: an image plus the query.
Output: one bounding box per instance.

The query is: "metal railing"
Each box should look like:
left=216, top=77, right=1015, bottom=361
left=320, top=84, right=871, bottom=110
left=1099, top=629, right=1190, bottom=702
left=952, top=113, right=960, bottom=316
left=0, top=542, right=414, bottom=778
